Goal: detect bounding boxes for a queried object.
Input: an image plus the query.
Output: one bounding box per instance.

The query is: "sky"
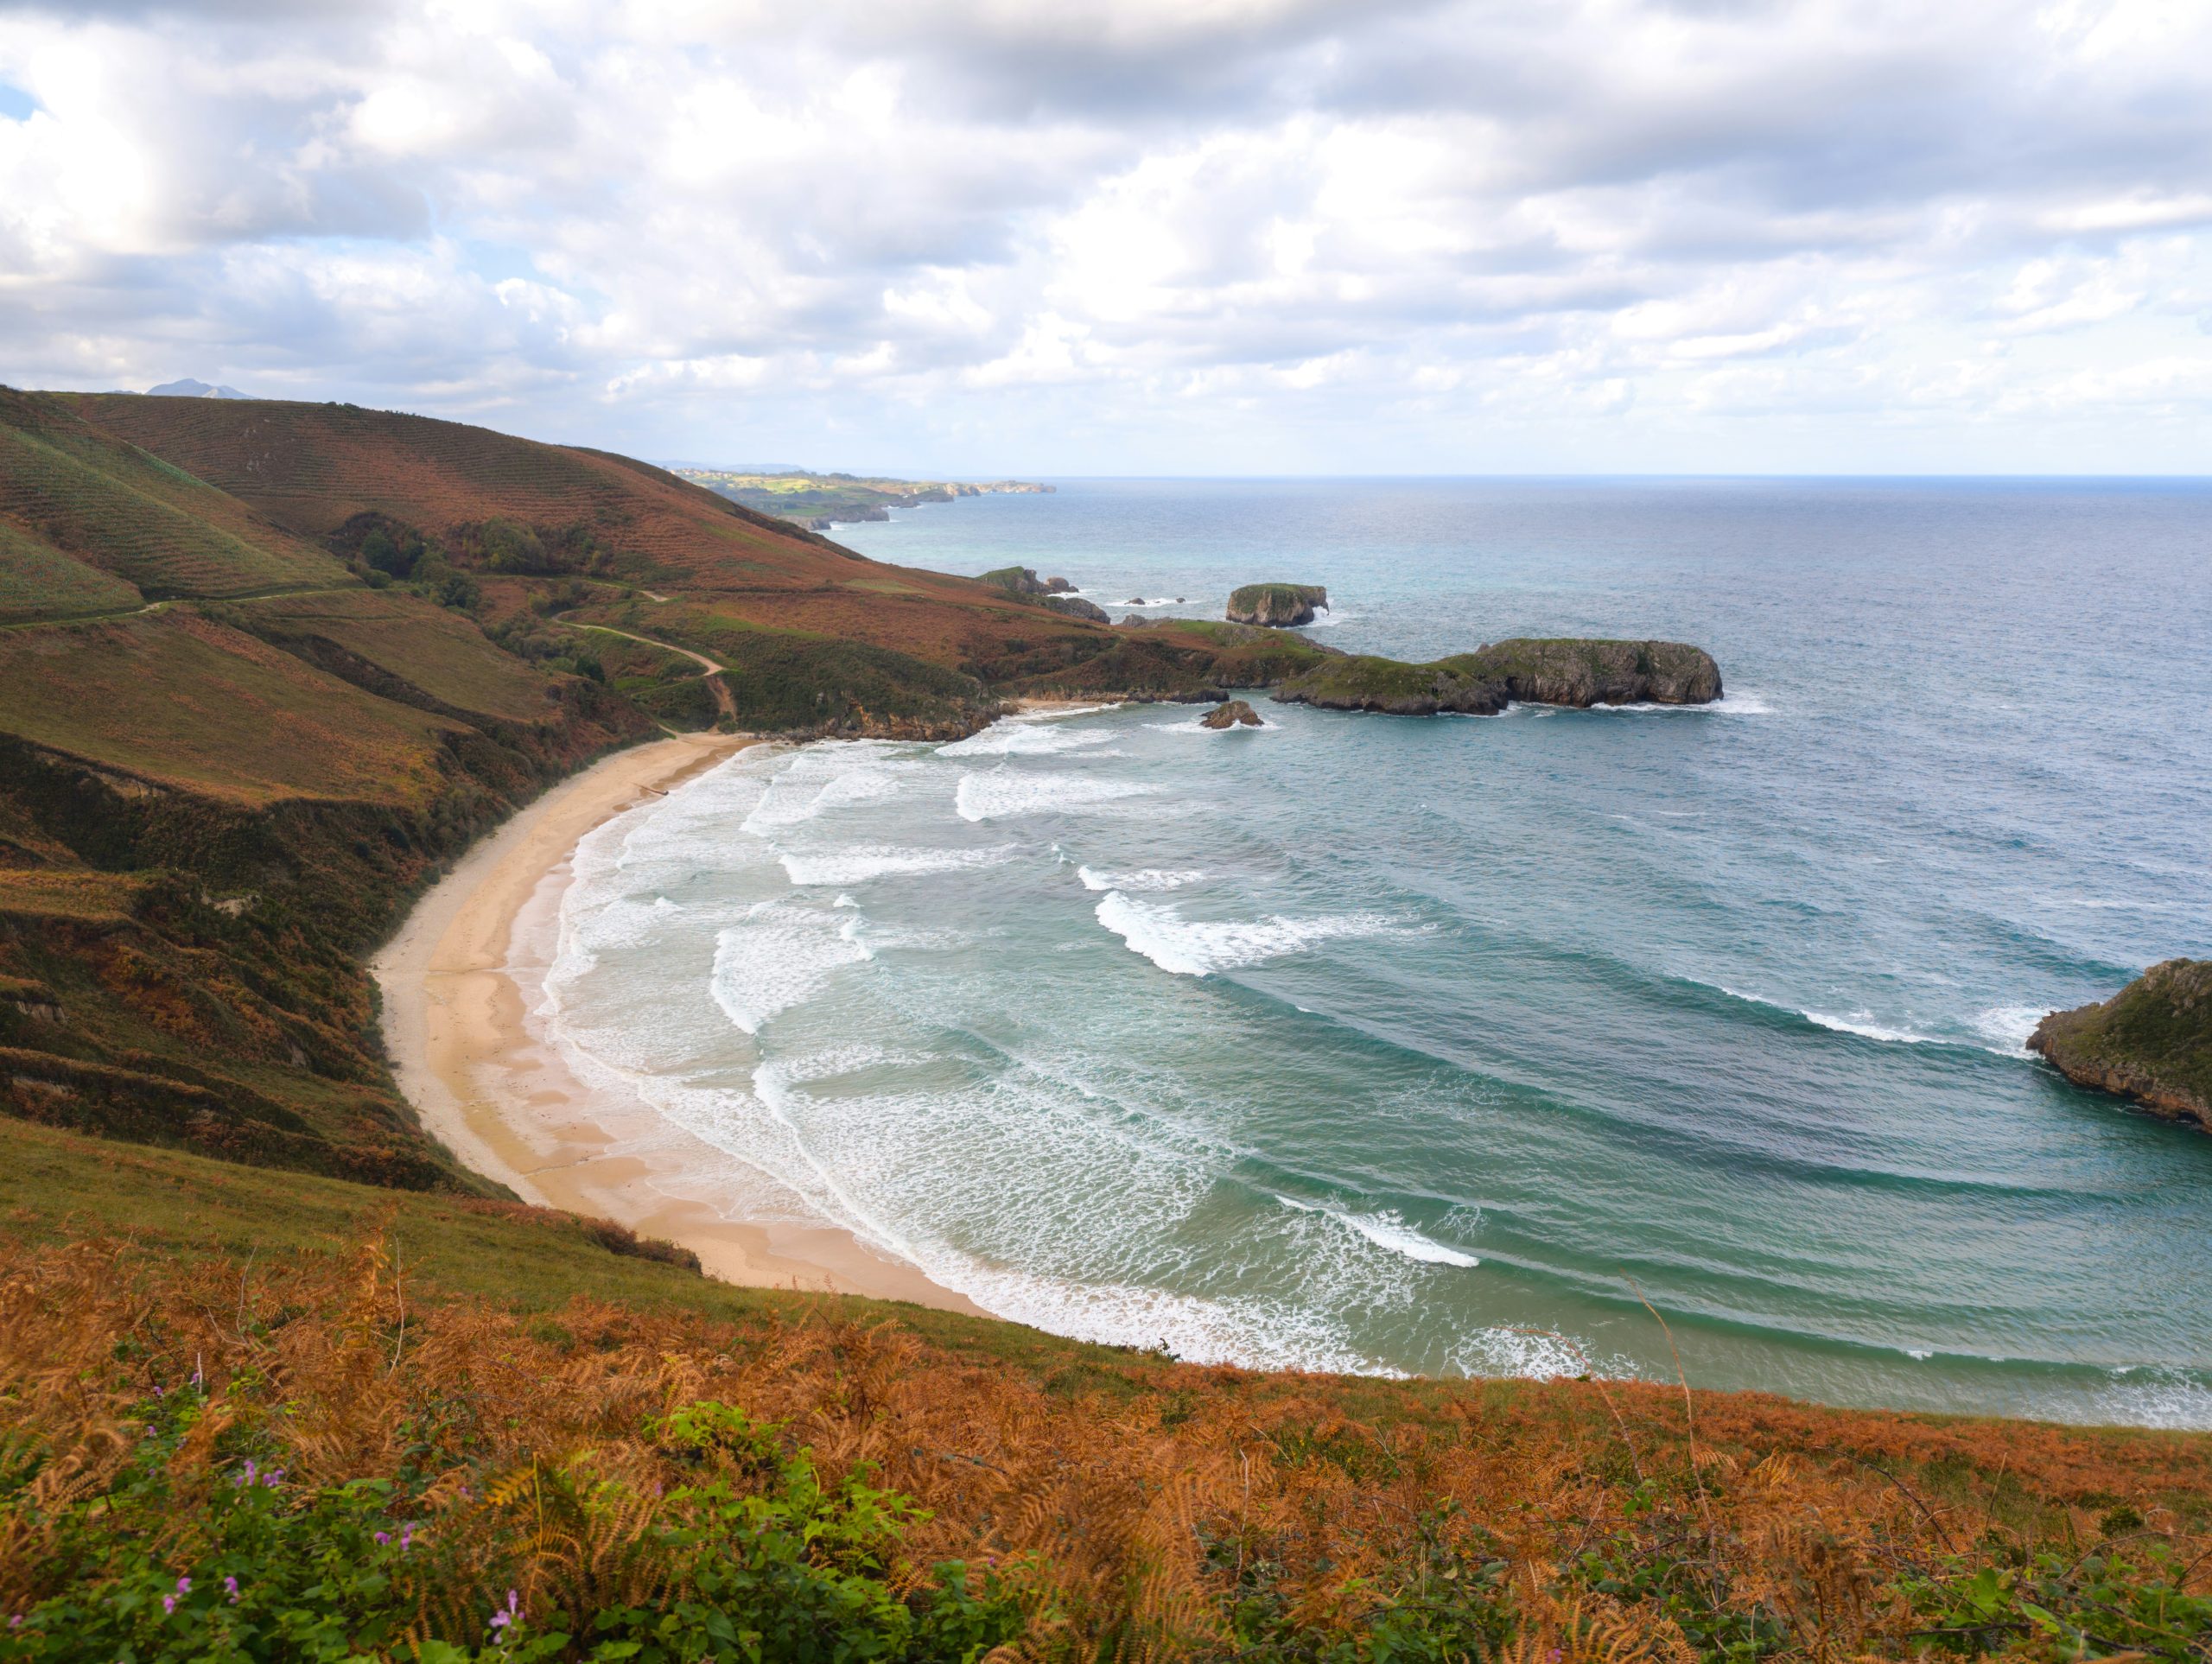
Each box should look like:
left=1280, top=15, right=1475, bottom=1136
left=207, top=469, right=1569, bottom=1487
left=1, top=0, right=2209, bottom=476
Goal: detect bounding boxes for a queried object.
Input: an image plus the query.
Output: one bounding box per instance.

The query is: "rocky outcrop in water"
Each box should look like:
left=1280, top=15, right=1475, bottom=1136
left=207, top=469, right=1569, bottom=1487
left=1201, top=699, right=1263, bottom=728
left=1274, top=638, right=1721, bottom=715
left=2029, top=960, right=2212, bottom=1131
left=1228, top=583, right=1330, bottom=626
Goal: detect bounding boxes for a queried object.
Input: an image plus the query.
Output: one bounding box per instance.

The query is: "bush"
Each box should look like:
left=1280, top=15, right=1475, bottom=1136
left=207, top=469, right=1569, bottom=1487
left=0, top=1390, right=1027, bottom=1662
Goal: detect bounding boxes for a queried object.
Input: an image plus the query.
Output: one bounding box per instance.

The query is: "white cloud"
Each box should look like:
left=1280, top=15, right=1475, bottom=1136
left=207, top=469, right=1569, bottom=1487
left=0, top=0, right=2207, bottom=470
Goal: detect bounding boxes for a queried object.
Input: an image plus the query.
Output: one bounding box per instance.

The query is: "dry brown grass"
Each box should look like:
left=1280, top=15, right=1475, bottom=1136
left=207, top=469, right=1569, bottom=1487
left=4, top=1229, right=2209, bottom=1659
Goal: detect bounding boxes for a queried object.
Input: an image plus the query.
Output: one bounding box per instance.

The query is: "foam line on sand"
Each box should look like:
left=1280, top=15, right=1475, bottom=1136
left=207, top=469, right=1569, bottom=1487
left=372, top=731, right=983, bottom=1313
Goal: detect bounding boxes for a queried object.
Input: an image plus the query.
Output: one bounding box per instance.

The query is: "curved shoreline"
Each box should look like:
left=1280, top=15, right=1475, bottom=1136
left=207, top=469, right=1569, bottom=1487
left=371, top=732, right=985, bottom=1313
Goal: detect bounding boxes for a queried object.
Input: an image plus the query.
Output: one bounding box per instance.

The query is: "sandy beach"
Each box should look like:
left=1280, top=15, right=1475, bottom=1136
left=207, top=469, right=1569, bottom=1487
left=372, top=732, right=985, bottom=1313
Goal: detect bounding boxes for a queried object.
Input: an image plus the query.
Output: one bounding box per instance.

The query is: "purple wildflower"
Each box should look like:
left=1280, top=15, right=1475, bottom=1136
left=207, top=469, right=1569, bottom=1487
left=401, top=1522, right=416, bottom=1551
left=224, top=1575, right=239, bottom=1604
left=162, top=1596, right=175, bottom=1616
left=176, top=1577, right=191, bottom=1597
left=236, top=1458, right=257, bottom=1489
left=489, top=1589, right=523, bottom=1642
left=9, top=1616, right=21, bottom=1630
left=373, top=1532, right=390, bottom=1547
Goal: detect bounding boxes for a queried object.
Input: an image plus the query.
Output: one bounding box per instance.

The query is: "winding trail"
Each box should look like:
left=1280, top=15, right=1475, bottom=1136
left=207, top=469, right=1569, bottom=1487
left=557, top=620, right=736, bottom=722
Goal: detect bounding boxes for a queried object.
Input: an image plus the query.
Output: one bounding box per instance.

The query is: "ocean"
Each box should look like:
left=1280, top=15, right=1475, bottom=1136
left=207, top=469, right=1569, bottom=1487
left=540, top=478, right=2212, bottom=1426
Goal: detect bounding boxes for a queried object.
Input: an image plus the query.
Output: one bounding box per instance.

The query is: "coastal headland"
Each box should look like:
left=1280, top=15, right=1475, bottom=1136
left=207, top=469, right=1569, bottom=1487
left=2031, top=958, right=2212, bottom=1130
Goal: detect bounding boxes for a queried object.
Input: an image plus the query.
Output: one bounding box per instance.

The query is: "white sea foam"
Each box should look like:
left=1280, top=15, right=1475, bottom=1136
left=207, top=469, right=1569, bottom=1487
left=938, top=721, right=1121, bottom=758
left=778, top=842, right=1020, bottom=886
left=1802, top=1009, right=1938, bottom=1044
left=709, top=903, right=872, bottom=1034
left=955, top=771, right=1158, bottom=822
left=1275, top=1195, right=1480, bottom=1267
left=1096, top=892, right=1403, bottom=976
left=1076, top=865, right=1204, bottom=892
left=1709, top=981, right=2053, bottom=1054
left=1711, top=983, right=1931, bottom=1045
left=1973, top=1005, right=2046, bottom=1051
left=1578, top=688, right=1772, bottom=715
left=741, top=752, right=912, bottom=834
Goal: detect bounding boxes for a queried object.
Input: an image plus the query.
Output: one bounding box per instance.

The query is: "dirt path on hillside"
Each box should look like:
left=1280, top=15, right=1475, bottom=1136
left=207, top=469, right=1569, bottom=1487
left=558, top=621, right=736, bottom=721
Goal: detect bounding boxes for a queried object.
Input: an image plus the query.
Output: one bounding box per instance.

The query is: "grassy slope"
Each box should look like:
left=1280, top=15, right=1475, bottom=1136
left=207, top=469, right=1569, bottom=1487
left=53, top=395, right=1187, bottom=690
left=0, top=393, right=657, bottom=1194
left=4, top=1115, right=2211, bottom=1661
left=0, top=612, right=459, bottom=807
left=0, top=389, right=347, bottom=613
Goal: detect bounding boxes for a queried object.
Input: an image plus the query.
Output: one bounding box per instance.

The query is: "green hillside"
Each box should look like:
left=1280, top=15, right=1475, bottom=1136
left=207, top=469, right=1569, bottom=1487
left=0, top=389, right=349, bottom=615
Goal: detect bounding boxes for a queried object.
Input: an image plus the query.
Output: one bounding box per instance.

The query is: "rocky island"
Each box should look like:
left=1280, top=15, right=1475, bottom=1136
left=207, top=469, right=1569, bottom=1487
left=1201, top=698, right=1263, bottom=728
left=2029, top=959, right=2212, bottom=1131
left=1228, top=582, right=1330, bottom=626
left=1273, top=638, right=1722, bottom=715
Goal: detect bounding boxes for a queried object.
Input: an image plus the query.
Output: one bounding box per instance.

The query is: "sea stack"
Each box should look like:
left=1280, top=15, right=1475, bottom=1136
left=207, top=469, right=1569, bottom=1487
left=1201, top=699, right=1263, bottom=728
left=1228, top=583, right=1330, bottom=626
left=2028, top=959, right=2212, bottom=1131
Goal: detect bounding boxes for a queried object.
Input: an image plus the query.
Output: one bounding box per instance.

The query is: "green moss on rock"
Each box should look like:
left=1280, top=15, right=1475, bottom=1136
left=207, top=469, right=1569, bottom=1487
left=1274, top=637, right=1721, bottom=715
left=1227, top=583, right=1330, bottom=626
left=2029, top=960, right=2212, bottom=1130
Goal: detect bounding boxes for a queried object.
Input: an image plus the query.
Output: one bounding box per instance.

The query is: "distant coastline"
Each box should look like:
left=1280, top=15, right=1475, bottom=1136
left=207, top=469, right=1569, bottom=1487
left=672, top=467, right=1052, bottom=530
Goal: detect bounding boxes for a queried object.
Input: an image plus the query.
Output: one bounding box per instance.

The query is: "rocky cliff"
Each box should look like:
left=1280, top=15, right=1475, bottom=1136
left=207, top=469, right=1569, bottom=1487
left=2029, top=959, right=2212, bottom=1131
left=1228, top=583, right=1330, bottom=626
left=1274, top=638, right=1722, bottom=715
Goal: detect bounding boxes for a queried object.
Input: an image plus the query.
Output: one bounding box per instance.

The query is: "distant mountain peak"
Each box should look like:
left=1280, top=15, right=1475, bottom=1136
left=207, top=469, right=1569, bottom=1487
left=146, top=378, right=251, bottom=400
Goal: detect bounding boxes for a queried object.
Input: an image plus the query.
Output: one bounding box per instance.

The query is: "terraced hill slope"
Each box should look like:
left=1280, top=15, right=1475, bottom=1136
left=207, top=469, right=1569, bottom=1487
left=0, top=392, right=657, bottom=1191
left=0, top=389, right=348, bottom=622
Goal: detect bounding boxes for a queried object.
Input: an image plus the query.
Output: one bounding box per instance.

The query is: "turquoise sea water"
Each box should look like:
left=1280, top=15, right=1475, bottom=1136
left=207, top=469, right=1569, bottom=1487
left=544, top=479, right=2212, bottom=1425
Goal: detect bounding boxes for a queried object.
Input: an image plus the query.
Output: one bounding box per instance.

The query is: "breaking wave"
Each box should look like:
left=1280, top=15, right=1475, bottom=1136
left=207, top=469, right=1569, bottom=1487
left=1096, top=892, right=1405, bottom=976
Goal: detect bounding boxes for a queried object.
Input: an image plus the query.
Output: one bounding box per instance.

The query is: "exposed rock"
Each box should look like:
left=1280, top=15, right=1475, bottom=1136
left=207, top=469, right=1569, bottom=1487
left=977, top=565, right=1052, bottom=594
left=1126, top=597, right=1146, bottom=605
left=1458, top=638, right=1721, bottom=708
left=2029, top=959, right=2212, bottom=1131
left=1201, top=698, right=1263, bottom=729
left=1272, top=638, right=1722, bottom=716
left=1042, top=594, right=1110, bottom=623
left=1044, top=575, right=1074, bottom=593
left=1228, top=583, right=1330, bottom=627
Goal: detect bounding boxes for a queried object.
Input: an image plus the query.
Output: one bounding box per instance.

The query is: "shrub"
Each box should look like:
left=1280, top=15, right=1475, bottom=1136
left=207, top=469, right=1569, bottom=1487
left=0, top=1388, right=1026, bottom=1662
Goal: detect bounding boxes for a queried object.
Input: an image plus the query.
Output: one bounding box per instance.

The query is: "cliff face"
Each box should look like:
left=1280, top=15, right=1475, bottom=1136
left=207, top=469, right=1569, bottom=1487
left=1227, top=583, right=1330, bottom=626
left=1449, top=638, right=1722, bottom=708
left=2029, top=959, right=2212, bottom=1130
left=1274, top=638, right=1723, bottom=715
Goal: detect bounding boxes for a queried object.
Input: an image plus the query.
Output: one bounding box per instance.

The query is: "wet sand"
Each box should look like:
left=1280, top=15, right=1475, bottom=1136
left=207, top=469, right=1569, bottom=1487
left=371, top=732, right=985, bottom=1313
